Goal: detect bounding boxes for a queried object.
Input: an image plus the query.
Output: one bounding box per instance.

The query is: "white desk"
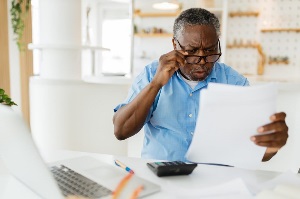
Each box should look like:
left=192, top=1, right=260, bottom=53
left=0, top=150, right=299, bottom=199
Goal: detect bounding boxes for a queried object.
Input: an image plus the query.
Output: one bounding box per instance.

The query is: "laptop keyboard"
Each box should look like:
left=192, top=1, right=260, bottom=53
left=51, top=165, right=112, bottom=198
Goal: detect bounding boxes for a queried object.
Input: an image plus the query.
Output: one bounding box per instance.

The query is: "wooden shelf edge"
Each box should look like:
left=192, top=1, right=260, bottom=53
left=229, top=11, right=259, bottom=17
left=134, top=11, right=180, bottom=17
left=261, top=28, right=300, bottom=32
left=227, top=44, right=259, bottom=48
left=268, top=60, right=289, bottom=65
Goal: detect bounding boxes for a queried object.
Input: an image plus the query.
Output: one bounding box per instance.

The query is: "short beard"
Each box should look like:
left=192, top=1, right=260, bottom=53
left=180, top=64, right=212, bottom=81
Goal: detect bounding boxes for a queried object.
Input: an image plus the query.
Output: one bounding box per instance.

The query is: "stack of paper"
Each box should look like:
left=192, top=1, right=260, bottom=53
left=166, top=178, right=254, bottom=199
left=186, top=83, right=278, bottom=169
left=253, top=171, right=300, bottom=198
left=255, top=184, right=300, bottom=199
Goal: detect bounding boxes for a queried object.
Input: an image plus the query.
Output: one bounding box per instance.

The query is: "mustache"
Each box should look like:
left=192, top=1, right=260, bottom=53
left=190, top=64, right=209, bottom=74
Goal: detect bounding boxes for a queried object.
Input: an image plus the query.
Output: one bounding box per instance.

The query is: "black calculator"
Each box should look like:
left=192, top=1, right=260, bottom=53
left=146, top=161, right=197, bottom=177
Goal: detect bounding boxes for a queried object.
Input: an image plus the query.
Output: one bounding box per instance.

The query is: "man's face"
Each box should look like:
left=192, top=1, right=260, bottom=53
left=172, top=25, right=220, bottom=81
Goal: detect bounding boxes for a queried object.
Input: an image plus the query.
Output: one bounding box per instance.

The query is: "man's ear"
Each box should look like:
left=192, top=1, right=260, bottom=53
left=172, top=38, right=176, bottom=50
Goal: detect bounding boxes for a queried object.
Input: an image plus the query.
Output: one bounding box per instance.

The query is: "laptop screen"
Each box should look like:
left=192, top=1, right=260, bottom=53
left=0, top=105, right=63, bottom=199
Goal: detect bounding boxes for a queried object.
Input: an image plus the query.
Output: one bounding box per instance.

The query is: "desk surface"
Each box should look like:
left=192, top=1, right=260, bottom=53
left=0, top=150, right=298, bottom=199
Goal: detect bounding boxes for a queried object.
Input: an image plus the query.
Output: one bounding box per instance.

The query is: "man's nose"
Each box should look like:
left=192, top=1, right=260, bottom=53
left=199, top=56, right=206, bottom=65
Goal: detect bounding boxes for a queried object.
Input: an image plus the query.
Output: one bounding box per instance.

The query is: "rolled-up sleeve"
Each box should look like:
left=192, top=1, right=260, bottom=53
left=114, top=61, right=159, bottom=123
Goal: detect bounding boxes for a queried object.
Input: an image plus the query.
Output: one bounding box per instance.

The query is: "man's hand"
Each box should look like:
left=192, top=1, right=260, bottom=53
left=251, top=112, right=289, bottom=161
left=152, top=50, right=187, bottom=88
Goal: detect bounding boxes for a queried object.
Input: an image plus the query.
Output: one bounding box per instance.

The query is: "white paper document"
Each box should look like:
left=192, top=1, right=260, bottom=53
left=255, top=171, right=300, bottom=192
left=254, top=171, right=300, bottom=198
left=167, top=178, right=253, bottom=199
left=186, top=83, right=278, bottom=169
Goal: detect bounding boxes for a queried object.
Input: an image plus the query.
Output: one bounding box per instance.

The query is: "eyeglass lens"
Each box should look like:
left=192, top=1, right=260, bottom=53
left=185, top=54, right=220, bottom=64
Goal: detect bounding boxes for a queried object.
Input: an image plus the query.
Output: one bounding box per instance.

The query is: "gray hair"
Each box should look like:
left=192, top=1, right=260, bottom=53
left=173, top=8, right=221, bottom=39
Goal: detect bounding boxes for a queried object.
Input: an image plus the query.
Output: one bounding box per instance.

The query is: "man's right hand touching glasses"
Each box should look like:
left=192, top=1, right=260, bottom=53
left=152, top=50, right=188, bottom=88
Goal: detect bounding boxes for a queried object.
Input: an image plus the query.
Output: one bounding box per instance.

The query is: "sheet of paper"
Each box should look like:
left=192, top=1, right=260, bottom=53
left=255, top=172, right=300, bottom=199
left=186, top=83, right=278, bottom=169
left=166, top=178, right=253, bottom=199
left=255, top=171, right=300, bottom=192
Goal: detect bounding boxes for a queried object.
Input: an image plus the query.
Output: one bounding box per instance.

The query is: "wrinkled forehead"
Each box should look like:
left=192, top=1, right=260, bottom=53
left=178, top=25, right=218, bottom=47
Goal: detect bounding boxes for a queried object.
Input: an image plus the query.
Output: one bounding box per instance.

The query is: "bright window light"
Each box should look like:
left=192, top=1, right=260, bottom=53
left=101, top=19, right=131, bottom=74
left=153, top=2, right=179, bottom=10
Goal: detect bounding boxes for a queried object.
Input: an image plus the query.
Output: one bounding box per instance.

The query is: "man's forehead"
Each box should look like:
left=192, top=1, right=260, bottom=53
left=179, top=25, right=218, bottom=47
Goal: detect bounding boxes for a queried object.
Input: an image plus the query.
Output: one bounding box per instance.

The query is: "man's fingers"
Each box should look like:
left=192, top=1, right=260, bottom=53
left=252, top=112, right=288, bottom=160
left=265, top=147, right=279, bottom=154
left=175, top=51, right=187, bottom=66
left=255, top=141, right=280, bottom=148
left=252, top=132, right=281, bottom=143
left=162, top=51, right=186, bottom=67
left=270, top=112, right=286, bottom=122
left=176, top=50, right=189, bottom=56
left=252, top=131, right=288, bottom=143
left=257, top=121, right=288, bottom=133
left=252, top=133, right=288, bottom=148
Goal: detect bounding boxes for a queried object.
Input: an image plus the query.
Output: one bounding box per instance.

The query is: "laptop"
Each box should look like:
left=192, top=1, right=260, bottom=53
left=0, top=105, right=160, bottom=199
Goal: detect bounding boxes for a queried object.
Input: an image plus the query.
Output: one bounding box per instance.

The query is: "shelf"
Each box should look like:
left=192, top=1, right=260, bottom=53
left=227, top=44, right=259, bottom=48
left=134, top=33, right=173, bottom=38
left=133, top=8, right=222, bottom=17
left=268, top=60, right=289, bottom=65
left=133, top=8, right=223, bottom=17
left=229, top=11, right=259, bottom=17
left=261, top=28, right=300, bottom=33
left=134, top=11, right=180, bottom=17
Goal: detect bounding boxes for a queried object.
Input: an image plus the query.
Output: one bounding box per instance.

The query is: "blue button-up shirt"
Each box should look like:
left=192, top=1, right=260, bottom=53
left=114, top=61, right=249, bottom=161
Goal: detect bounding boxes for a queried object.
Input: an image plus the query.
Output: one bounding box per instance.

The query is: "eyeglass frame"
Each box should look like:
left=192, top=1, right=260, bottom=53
left=174, top=37, right=222, bottom=64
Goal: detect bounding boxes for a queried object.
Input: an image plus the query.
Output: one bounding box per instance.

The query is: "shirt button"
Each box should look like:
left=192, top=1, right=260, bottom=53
left=190, top=93, right=193, bottom=96
left=189, top=114, right=192, bottom=118
left=191, top=132, right=194, bottom=135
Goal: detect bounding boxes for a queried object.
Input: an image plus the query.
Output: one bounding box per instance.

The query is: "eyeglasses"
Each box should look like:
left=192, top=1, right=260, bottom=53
left=175, top=38, right=222, bottom=64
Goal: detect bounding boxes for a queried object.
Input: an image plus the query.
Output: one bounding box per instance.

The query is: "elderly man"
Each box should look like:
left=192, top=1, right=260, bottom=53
left=113, top=8, right=288, bottom=162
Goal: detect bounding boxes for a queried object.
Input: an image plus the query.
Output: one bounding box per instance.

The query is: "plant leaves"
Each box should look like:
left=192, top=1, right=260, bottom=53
left=0, top=88, right=17, bottom=106
left=10, top=0, right=31, bottom=51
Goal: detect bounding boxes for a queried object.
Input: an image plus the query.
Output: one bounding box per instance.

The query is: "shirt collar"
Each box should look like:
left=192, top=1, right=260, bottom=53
left=207, top=62, right=217, bottom=81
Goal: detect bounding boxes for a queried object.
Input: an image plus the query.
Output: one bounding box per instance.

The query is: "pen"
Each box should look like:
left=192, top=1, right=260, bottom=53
left=115, top=160, right=135, bottom=174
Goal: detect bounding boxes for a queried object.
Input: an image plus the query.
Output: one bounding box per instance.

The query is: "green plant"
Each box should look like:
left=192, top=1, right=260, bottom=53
left=0, top=89, right=17, bottom=106
left=10, top=0, right=31, bottom=51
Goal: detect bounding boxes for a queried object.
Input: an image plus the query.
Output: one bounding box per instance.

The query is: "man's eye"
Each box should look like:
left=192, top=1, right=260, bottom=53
left=204, top=49, right=215, bottom=53
left=186, top=49, right=198, bottom=54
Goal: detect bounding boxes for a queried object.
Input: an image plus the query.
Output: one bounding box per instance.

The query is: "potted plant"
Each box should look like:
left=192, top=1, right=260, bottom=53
left=0, top=89, right=17, bottom=106
left=10, top=0, right=31, bottom=50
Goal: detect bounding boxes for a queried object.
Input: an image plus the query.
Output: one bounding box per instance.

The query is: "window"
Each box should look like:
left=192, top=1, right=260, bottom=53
left=101, top=18, right=131, bottom=74
left=95, top=4, right=132, bottom=76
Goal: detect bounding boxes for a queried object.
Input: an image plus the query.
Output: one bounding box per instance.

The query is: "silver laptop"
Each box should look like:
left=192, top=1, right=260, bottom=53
left=0, top=105, right=160, bottom=199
